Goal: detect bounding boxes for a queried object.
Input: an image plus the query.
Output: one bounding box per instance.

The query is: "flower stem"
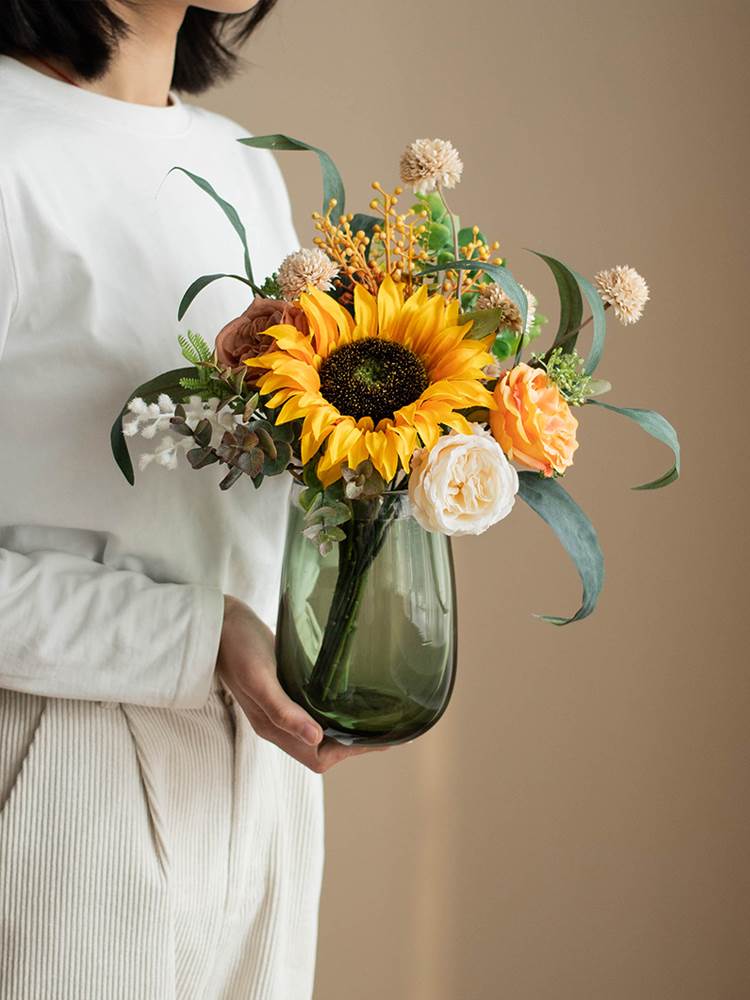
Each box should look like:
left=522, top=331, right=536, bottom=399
left=306, top=496, right=398, bottom=704
left=437, top=183, right=462, bottom=302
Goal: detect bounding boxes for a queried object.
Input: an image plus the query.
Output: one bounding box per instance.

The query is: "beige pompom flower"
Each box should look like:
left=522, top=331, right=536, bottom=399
left=277, top=248, right=340, bottom=301
left=399, top=138, right=463, bottom=195
left=594, top=265, right=650, bottom=325
left=476, top=283, right=537, bottom=334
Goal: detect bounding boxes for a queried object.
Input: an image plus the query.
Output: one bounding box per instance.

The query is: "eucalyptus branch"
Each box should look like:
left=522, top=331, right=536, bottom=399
left=436, top=182, right=462, bottom=302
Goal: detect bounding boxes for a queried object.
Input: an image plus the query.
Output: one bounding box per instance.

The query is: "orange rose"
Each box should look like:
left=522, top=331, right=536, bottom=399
left=215, top=297, right=308, bottom=381
left=490, top=363, right=578, bottom=476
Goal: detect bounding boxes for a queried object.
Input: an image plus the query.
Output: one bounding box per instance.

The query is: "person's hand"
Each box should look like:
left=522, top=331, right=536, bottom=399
left=217, top=596, right=386, bottom=773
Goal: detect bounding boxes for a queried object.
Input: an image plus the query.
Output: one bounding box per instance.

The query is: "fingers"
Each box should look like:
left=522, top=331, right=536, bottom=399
left=239, top=669, right=324, bottom=748
left=238, top=697, right=389, bottom=773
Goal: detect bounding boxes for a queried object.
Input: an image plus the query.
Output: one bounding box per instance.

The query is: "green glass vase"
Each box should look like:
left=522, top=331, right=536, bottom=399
left=275, top=487, right=457, bottom=746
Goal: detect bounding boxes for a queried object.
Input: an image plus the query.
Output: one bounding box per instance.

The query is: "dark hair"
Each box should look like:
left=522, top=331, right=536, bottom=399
left=0, top=1, right=278, bottom=94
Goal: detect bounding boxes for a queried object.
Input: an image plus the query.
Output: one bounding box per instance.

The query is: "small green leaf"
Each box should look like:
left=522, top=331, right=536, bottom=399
left=586, top=379, right=612, bottom=397
left=587, top=400, right=680, bottom=489
left=238, top=134, right=345, bottom=215
left=170, top=168, right=255, bottom=283
left=459, top=307, right=503, bottom=339
left=262, top=441, right=293, bottom=477
left=518, top=472, right=604, bottom=625
left=428, top=221, right=452, bottom=253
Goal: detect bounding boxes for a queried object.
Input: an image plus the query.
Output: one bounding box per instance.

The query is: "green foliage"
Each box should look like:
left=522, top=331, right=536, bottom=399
left=491, top=312, right=548, bottom=362
left=587, top=400, right=680, bottom=490
left=257, top=272, right=283, bottom=299
left=169, top=167, right=255, bottom=285
left=531, top=252, right=607, bottom=375
left=301, top=487, right=352, bottom=556
left=238, top=134, right=346, bottom=215
left=177, top=272, right=254, bottom=321
left=534, top=346, right=592, bottom=406
left=178, top=330, right=213, bottom=365
left=517, top=472, right=604, bottom=625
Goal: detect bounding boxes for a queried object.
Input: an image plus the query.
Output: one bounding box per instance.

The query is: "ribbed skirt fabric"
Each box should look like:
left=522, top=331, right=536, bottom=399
left=0, top=679, right=324, bottom=1000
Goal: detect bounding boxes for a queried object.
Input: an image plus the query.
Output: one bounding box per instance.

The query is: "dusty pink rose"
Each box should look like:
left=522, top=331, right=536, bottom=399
left=215, top=297, right=308, bottom=379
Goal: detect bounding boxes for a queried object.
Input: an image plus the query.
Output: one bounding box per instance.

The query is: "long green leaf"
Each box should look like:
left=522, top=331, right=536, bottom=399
left=517, top=472, right=604, bottom=625
left=531, top=252, right=583, bottom=351
left=238, top=134, right=345, bottom=215
left=587, top=400, right=680, bottom=489
left=177, top=272, right=253, bottom=321
left=419, top=259, right=528, bottom=335
left=530, top=253, right=607, bottom=374
left=169, top=168, right=254, bottom=284
left=573, top=269, right=607, bottom=374
left=110, top=367, right=197, bottom=486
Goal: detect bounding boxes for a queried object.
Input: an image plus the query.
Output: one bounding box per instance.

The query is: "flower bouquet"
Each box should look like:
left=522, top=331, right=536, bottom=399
left=112, top=135, right=679, bottom=746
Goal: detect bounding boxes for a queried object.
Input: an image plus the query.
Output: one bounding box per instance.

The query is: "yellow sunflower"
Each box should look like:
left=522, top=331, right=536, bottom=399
left=246, top=275, right=494, bottom=486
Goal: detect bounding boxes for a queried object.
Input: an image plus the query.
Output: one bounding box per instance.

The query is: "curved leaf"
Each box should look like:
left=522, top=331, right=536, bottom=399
left=588, top=400, right=680, bottom=489
left=177, top=272, right=253, bottom=321
left=110, top=367, right=197, bottom=486
left=238, top=134, right=345, bottom=215
left=530, top=252, right=607, bottom=374
left=169, top=168, right=254, bottom=284
left=419, top=259, right=527, bottom=340
left=531, top=252, right=583, bottom=350
left=517, top=472, right=604, bottom=625
left=573, top=268, right=607, bottom=374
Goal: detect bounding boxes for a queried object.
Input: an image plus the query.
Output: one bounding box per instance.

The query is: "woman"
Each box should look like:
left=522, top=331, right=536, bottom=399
left=0, top=3, right=379, bottom=997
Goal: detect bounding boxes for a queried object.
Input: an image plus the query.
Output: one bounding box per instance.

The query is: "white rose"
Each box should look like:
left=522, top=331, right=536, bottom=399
left=407, top=427, right=519, bottom=536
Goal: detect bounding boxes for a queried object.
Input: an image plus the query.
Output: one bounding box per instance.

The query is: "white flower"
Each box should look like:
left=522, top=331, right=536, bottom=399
left=277, top=247, right=339, bottom=300
left=408, top=426, right=518, bottom=536
left=399, top=138, right=464, bottom=195
left=594, top=265, right=649, bottom=324
left=124, top=394, right=241, bottom=472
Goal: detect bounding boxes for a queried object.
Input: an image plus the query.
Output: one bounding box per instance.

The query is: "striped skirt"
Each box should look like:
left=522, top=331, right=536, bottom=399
left=0, top=676, right=324, bottom=999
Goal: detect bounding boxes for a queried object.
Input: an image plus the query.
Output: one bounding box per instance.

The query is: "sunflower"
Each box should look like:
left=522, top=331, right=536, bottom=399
left=246, top=276, right=494, bottom=486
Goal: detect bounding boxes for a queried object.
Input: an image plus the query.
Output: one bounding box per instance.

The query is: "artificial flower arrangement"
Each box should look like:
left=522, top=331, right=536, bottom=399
left=112, top=135, right=679, bottom=745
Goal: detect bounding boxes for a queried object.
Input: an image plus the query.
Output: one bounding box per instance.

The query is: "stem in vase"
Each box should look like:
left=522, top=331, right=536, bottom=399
left=306, top=496, right=398, bottom=704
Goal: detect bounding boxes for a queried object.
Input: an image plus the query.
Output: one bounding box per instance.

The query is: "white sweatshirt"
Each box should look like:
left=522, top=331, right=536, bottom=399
left=0, top=56, right=298, bottom=709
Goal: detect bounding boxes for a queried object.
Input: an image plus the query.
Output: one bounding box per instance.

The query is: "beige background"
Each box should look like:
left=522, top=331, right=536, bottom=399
left=200, top=1, right=749, bottom=997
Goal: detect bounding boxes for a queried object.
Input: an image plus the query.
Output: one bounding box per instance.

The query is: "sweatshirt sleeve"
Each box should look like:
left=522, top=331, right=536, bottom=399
left=0, top=190, right=224, bottom=709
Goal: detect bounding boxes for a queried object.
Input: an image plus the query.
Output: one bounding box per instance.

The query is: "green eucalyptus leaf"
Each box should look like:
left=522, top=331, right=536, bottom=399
left=530, top=252, right=583, bottom=352
left=574, top=269, right=607, bottom=375
left=459, top=307, right=503, bottom=339
left=428, top=222, right=452, bottom=253
left=110, top=367, right=197, bottom=486
left=170, top=168, right=255, bottom=284
left=238, top=134, right=345, bottom=215
left=177, top=273, right=253, bottom=322
left=530, top=252, right=607, bottom=374
left=587, top=400, right=680, bottom=489
left=262, top=440, right=293, bottom=477
left=517, top=472, right=604, bottom=625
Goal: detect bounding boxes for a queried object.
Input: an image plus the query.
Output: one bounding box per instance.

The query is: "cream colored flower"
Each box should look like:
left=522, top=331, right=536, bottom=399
left=594, top=265, right=649, bottom=325
left=277, top=248, right=339, bottom=301
left=399, top=138, right=463, bottom=195
left=476, top=283, right=537, bottom=334
left=408, top=426, right=518, bottom=536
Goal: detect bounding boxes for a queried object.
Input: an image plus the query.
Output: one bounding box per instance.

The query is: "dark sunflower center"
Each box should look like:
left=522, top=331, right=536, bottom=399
left=319, top=338, right=428, bottom=425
